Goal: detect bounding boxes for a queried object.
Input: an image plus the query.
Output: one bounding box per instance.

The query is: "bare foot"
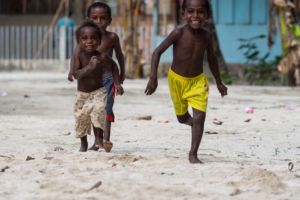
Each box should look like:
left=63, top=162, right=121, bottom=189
left=88, top=144, right=103, bottom=151
left=189, top=154, right=203, bottom=164
left=103, top=141, right=113, bottom=152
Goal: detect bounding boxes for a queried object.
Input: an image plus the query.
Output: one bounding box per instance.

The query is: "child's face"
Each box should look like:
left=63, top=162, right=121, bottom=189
left=182, top=0, right=209, bottom=30
left=78, top=27, right=100, bottom=53
left=88, top=7, right=111, bottom=30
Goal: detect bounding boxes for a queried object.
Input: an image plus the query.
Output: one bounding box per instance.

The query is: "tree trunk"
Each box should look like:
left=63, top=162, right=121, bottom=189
left=119, top=0, right=143, bottom=79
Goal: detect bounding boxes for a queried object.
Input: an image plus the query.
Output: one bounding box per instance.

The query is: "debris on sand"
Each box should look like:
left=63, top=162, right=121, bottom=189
left=205, top=131, right=219, bottom=134
left=136, top=115, right=152, bottom=120
left=244, top=118, right=251, bottom=122
left=1, top=166, right=9, bottom=172
left=54, top=146, right=64, bottom=151
left=26, top=156, right=35, bottom=161
left=87, top=181, right=102, bottom=191
left=213, top=118, right=223, bottom=125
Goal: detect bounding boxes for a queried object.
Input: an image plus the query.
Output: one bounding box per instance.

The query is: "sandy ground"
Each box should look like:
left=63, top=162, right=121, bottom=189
left=0, top=71, right=300, bottom=200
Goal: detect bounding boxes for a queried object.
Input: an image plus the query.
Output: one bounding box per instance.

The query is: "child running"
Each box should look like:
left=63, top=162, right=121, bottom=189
left=145, top=0, right=228, bottom=163
left=73, top=21, right=123, bottom=152
left=69, top=2, right=125, bottom=152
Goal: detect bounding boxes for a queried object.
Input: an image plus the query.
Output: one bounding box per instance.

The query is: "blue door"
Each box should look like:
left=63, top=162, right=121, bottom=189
left=211, top=0, right=282, bottom=63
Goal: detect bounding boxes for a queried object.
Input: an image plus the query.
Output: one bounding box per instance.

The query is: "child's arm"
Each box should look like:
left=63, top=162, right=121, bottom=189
left=110, top=57, right=124, bottom=95
left=74, top=56, right=98, bottom=80
left=113, top=34, right=125, bottom=84
left=206, top=33, right=228, bottom=97
left=145, top=29, right=181, bottom=95
left=68, top=45, right=80, bottom=81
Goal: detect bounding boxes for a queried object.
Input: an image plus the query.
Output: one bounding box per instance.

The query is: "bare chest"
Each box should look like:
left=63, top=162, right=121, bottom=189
left=98, top=37, right=114, bottom=56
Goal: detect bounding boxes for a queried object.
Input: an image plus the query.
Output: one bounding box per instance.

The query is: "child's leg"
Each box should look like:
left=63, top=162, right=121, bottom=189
left=102, top=74, right=114, bottom=153
left=79, top=136, right=88, bottom=152
left=176, top=112, right=193, bottom=126
left=103, top=121, right=113, bottom=152
left=89, top=126, right=104, bottom=150
left=189, top=108, right=206, bottom=164
left=104, top=121, right=111, bottom=141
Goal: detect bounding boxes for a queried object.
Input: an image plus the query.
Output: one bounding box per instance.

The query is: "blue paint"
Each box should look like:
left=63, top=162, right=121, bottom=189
left=218, top=0, right=234, bottom=24
left=213, top=0, right=281, bottom=63
left=235, top=0, right=250, bottom=24
left=154, top=36, right=173, bottom=63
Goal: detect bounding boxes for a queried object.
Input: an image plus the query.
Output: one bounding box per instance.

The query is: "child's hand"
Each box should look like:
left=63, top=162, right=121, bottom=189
left=89, top=56, right=99, bottom=69
left=120, top=72, right=125, bottom=84
left=145, top=77, right=158, bottom=95
left=115, top=85, right=124, bottom=95
left=67, top=72, right=74, bottom=82
left=217, top=83, right=228, bottom=97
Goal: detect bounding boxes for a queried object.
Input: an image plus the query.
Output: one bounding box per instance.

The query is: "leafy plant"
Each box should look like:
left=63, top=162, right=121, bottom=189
left=220, top=69, right=233, bottom=85
left=238, top=35, right=281, bottom=85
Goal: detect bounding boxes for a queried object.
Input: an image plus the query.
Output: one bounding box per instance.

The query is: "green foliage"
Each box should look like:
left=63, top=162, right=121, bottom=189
left=238, top=35, right=281, bottom=85
left=220, top=69, right=233, bottom=85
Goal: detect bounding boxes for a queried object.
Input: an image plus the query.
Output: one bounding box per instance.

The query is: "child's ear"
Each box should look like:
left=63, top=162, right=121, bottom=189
left=181, top=10, right=185, bottom=19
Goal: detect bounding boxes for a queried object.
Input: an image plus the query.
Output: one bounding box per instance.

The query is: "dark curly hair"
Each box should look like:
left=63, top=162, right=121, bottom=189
left=75, top=21, right=102, bottom=43
left=182, top=0, right=211, bottom=13
left=86, top=2, right=111, bottom=19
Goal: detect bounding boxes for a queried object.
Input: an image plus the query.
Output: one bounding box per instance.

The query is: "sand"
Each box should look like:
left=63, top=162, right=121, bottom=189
left=0, top=72, right=300, bottom=200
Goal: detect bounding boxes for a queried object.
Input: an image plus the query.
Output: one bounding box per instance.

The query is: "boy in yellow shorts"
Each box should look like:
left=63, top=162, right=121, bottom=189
left=145, top=0, right=227, bottom=163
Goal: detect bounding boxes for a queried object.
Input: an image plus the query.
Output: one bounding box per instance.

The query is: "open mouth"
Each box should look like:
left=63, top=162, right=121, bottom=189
left=191, top=20, right=200, bottom=25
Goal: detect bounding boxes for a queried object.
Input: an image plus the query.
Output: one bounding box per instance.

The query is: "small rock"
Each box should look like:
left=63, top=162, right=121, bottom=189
left=24, top=94, right=30, bottom=98
left=1, top=166, right=9, bottom=172
left=26, top=156, right=35, bottom=161
left=288, top=162, right=294, bottom=172
left=244, top=118, right=251, bottom=122
left=213, top=118, right=223, bottom=125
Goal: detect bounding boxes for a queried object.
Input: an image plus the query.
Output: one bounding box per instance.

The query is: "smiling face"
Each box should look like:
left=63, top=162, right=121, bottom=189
left=88, top=7, right=111, bottom=30
left=182, top=0, right=210, bottom=30
left=78, top=26, right=100, bottom=53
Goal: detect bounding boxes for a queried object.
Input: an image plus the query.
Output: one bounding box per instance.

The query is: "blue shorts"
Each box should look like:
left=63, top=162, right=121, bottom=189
left=103, top=73, right=115, bottom=122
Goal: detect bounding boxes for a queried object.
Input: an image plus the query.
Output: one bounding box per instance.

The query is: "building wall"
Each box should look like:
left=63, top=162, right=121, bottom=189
left=212, top=0, right=282, bottom=64
left=0, top=0, right=84, bottom=26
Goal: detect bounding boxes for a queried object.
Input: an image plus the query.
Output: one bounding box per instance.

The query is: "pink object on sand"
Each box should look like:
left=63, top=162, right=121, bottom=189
left=245, top=107, right=254, bottom=114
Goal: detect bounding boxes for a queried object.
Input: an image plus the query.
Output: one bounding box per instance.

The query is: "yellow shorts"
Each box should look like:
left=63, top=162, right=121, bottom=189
left=168, top=68, right=209, bottom=115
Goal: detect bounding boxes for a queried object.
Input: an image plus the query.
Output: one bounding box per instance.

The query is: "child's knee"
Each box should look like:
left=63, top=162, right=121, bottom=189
left=176, top=113, right=190, bottom=124
left=192, top=111, right=205, bottom=124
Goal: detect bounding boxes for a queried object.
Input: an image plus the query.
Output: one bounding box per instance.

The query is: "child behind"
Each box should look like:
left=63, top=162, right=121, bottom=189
left=73, top=21, right=123, bottom=152
left=69, top=2, right=125, bottom=152
left=145, top=0, right=228, bottom=163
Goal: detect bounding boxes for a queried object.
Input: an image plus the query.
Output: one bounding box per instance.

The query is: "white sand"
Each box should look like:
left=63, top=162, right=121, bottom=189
left=0, top=72, right=300, bottom=200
